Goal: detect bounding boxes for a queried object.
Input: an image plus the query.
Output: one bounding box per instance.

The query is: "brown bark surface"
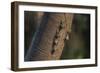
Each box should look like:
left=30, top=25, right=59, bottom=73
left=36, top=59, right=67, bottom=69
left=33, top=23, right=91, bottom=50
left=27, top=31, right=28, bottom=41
left=25, top=13, right=74, bottom=61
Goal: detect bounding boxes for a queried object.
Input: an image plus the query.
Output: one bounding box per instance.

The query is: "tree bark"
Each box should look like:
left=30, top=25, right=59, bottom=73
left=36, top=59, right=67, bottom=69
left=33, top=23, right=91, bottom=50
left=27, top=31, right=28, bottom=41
left=25, top=12, right=74, bottom=61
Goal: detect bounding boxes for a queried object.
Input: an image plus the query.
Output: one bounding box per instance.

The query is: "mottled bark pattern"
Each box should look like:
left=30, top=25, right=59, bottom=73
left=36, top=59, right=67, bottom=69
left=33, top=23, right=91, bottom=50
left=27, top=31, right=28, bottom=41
left=25, top=13, right=73, bottom=61
left=51, top=13, right=74, bottom=59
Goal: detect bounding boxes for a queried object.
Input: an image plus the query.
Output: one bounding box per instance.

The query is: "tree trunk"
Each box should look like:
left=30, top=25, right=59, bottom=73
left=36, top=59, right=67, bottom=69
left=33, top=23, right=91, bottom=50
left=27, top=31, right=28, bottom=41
left=25, top=12, right=74, bottom=61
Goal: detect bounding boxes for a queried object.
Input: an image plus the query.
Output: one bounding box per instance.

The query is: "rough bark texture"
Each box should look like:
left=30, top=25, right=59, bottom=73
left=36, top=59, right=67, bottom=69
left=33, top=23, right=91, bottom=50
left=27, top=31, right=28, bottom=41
left=25, top=13, right=73, bottom=61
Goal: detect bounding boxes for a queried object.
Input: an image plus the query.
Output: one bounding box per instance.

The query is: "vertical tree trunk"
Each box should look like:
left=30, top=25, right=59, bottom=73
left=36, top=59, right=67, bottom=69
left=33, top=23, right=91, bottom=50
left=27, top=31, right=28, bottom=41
left=25, top=13, right=73, bottom=61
